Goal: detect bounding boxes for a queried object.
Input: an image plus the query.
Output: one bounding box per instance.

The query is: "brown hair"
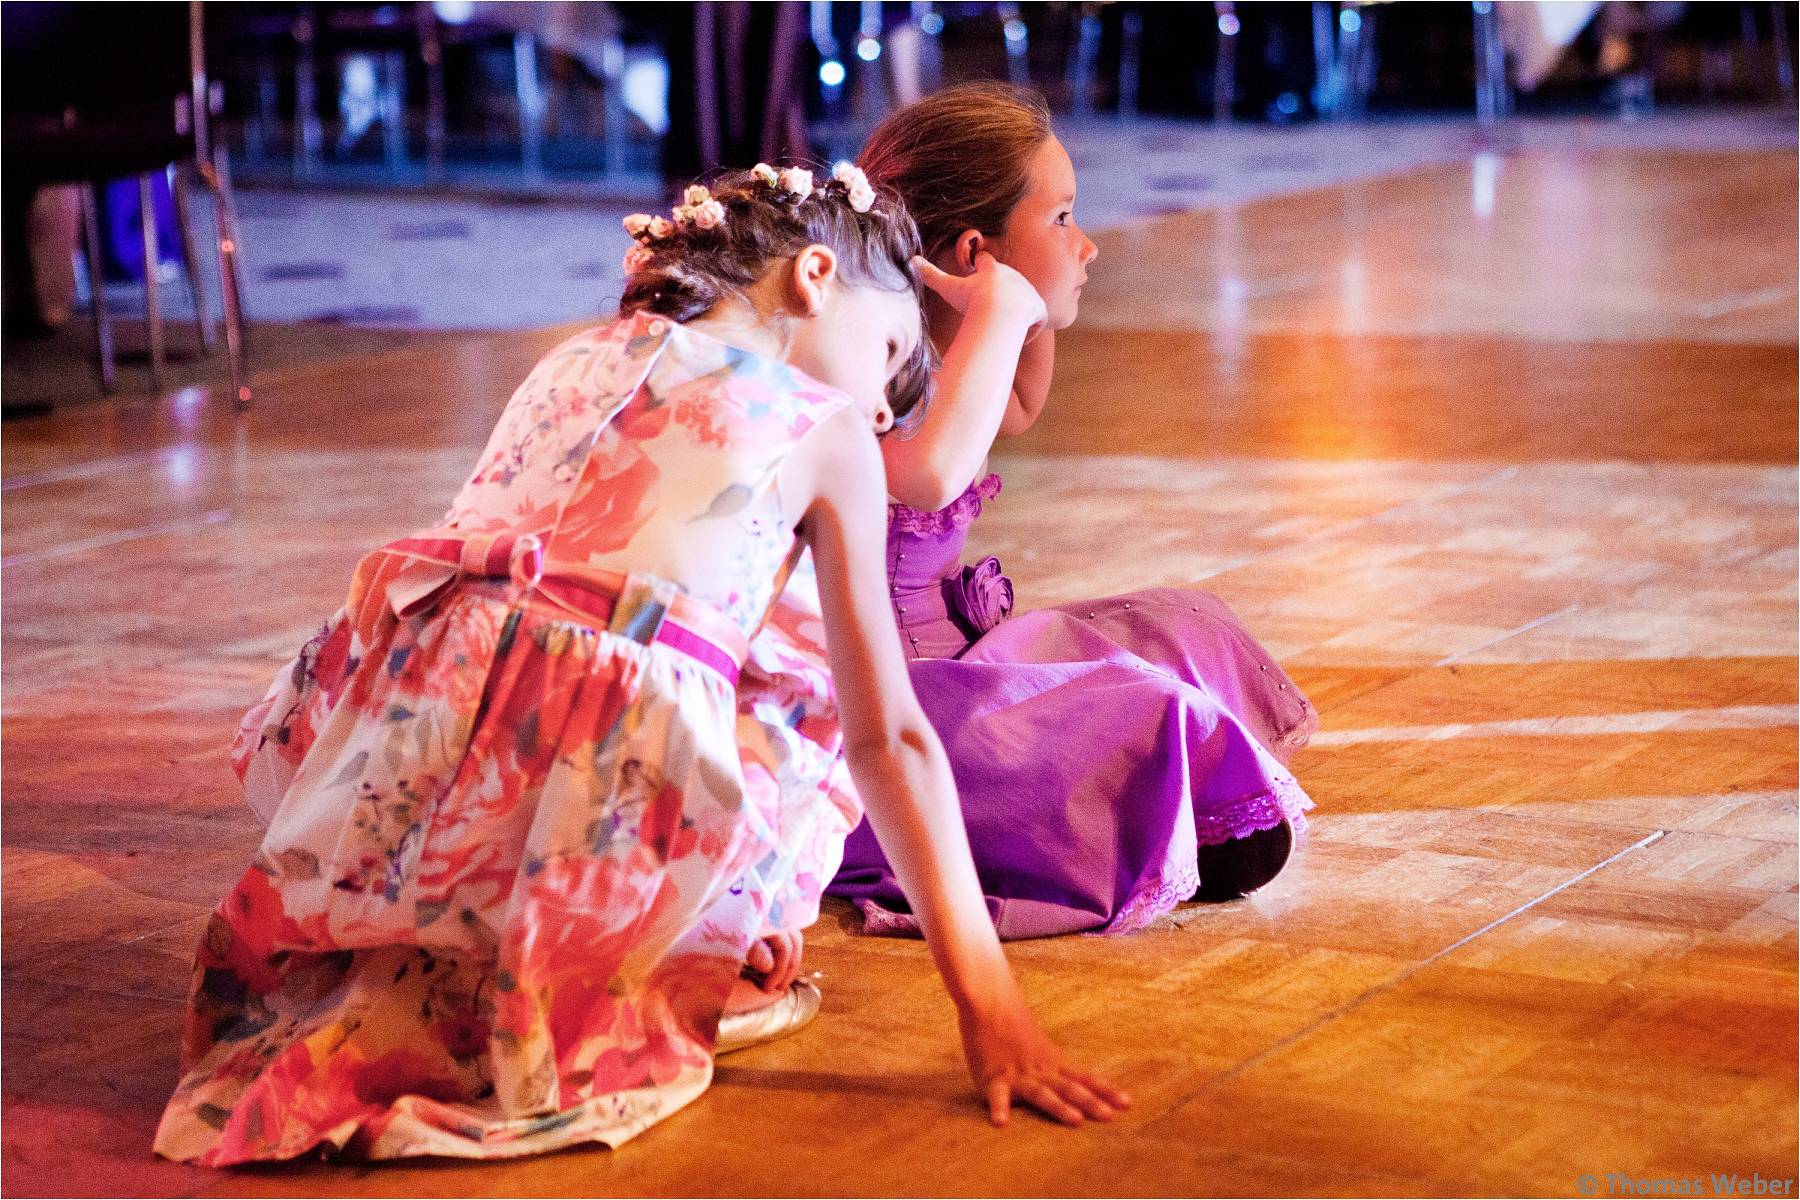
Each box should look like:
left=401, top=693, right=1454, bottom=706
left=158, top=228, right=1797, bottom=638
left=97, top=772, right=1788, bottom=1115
left=857, top=82, right=1053, bottom=262
left=619, top=166, right=933, bottom=424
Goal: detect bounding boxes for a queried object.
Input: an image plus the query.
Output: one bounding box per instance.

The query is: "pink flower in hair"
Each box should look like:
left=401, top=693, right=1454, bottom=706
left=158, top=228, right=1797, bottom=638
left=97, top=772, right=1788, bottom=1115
left=683, top=184, right=712, bottom=206
left=690, top=199, right=727, bottom=230
left=833, top=161, right=875, bottom=213
left=623, top=245, right=655, bottom=274
left=778, top=167, right=814, bottom=198
left=648, top=216, right=674, bottom=239
left=622, top=213, right=655, bottom=239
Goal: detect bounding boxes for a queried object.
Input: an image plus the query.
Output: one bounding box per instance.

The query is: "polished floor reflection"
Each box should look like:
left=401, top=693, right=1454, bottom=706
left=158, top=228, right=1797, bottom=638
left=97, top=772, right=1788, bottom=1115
left=3, top=147, right=1795, bottom=1197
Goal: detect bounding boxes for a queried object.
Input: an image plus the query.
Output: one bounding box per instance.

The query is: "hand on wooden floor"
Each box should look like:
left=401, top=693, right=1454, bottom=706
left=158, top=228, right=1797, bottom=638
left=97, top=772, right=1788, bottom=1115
left=958, top=991, right=1132, bottom=1127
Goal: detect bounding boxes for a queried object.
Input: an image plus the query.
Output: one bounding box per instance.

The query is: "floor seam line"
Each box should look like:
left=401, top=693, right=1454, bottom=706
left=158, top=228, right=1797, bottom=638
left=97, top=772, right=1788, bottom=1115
left=5, top=977, right=189, bottom=1005
left=1434, top=603, right=1584, bottom=667
left=1296, top=602, right=1584, bottom=725
left=1139, top=827, right=1669, bottom=1128
left=2, top=508, right=235, bottom=568
left=3, top=912, right=210, bottom=987
left=1, top=446, right=185, bottom=493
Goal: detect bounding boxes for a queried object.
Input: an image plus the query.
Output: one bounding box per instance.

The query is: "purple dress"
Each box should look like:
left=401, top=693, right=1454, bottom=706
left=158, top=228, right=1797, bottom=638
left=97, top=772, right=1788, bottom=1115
left=828, top=475, right=1317, bottom=939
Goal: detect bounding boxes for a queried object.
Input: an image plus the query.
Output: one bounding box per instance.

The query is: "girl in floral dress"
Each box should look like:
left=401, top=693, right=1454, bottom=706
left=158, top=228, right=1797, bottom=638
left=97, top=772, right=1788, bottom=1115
left=782, top=85, right=1319, bottom=938
left=154, top=165, right=1127, bottom=1166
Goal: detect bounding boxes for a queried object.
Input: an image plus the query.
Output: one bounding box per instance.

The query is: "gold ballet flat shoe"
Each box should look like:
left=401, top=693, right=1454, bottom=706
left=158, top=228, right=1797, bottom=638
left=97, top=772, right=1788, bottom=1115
left=714, top=979, right=822, bottom=1055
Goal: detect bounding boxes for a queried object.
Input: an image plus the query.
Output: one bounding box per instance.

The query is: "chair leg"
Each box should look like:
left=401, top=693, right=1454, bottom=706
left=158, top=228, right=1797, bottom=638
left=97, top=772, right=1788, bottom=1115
left=138, top=175, right=166, bottom=389
left=852, top=0, right=888, bottom=128
left=761, top=2, right=808, bottom=163
left=810, top=0, right=845, bottom=114
left=248, top=57, right=279, bottom=162
left=887, top=12, right=926, bottom=106
left=1067, top=3, right=1102, bottom=118
left=78, top=184, right=115, bottom=394
left=600, top=34, right=628, bottom=176
left=295, top=4, right=323, bottom=181
left=1349, top=4, right=1378, bottom=115
left=1473, top=0, right=1505, bottom=125
left=1774, top=1, right=1796, bottom=100
left=1312, top=1, right=1339, bottom=117
left=418, top=4, right=448, bottom=180
left=914, top=2, right=944, bottom=94
left=195, top=152, right=250, bottom=409
left=1214, top=2, right=1240, bottom=124
left=380, top=50, right=408, bottom=172
left=998, top=2, right=1029, bottom=88
left=169, top=163, right=214, bottom=354
left=1118, top=7, right=1143, bottom=118
left=1334, top=3, right=1366, bottom=119
left=514, top=31, right=546, bottom=179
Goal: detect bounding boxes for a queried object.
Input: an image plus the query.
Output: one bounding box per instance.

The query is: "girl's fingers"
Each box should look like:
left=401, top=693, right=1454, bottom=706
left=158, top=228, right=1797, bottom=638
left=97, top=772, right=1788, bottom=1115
left=766, top=934, right=796, bottom=991
left=910, top=256, right=958, bottom=293
left=1018, top=1077, right=1086, bottom=1126
left=1070, top=1068, right=1132, bottom=1109
left=1052, top=1074, right=1117, bottom=1122
left=745, top=939, right=774, bottom=976
left=986, top=1079, right=1013, bottom=1127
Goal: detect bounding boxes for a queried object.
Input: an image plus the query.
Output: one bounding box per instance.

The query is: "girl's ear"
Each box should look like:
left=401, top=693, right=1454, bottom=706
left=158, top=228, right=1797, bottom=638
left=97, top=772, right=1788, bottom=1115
left=789, top=243, right=840, bottom=316
left=951, top=229, right=985, bottom=275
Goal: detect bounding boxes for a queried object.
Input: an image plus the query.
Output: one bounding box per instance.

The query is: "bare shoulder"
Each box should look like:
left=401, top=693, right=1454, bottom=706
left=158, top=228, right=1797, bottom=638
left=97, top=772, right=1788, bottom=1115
left=788, top=405, right=885, bottom=530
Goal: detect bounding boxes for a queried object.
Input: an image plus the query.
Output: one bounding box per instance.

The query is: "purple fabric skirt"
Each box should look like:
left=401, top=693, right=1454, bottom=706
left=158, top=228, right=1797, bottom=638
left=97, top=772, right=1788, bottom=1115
left=827, top=477, right=1317, bottom=940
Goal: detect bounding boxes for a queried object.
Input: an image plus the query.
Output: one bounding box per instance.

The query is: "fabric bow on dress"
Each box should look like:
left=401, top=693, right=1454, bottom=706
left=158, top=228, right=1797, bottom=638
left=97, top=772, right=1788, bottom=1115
left=947, top=556, right=1014, bottom=638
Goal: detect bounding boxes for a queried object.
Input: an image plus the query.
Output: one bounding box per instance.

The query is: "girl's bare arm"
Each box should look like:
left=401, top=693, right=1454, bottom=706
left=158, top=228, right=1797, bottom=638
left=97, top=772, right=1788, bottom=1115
left=997, top=328, right=1055, bottom=438
left=785, top=407, right=1130, bottom=1126
left=881, top=256, right=1042, bottom=512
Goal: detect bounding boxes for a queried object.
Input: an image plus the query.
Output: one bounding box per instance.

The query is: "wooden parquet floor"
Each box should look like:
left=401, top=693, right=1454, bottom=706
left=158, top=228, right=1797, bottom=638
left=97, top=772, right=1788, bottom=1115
left=3, top=148, right=1795, bottom=1197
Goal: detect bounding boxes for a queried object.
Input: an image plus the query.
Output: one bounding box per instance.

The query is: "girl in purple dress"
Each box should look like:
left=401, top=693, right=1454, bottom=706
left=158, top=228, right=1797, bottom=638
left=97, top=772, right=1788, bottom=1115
left=822, top=84, right=1318, bottom=939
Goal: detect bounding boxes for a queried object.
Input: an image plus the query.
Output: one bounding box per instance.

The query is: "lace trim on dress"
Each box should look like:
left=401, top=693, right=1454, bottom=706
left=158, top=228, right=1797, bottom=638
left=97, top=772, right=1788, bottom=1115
left=887, top=473, right=1003, bottom=538
left=852, top=773, right=1315, bottom=939
left=1104, top=774, right=1315, bottom=935
left=854, top=900, right=927, bottom=938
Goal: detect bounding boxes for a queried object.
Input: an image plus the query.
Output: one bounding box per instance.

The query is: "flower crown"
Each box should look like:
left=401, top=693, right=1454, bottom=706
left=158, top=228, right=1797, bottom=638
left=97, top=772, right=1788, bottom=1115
left=620, top=161, right=876, bottom=274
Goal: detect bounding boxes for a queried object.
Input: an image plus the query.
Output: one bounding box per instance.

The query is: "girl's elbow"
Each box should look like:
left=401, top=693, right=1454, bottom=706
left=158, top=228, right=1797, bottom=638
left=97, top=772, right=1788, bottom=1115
left=997, top=407, right=1039, bottom=438
left=844, top=715, right=937, bottom=774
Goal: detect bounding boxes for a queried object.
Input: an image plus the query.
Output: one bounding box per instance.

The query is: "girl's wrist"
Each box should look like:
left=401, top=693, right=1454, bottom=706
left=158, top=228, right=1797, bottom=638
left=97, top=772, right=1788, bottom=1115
left=934, top=936, right=1021, bottom=1016
left=950, top=965, right=1026, bottom=1024
left=964, top=294, right=1039, bottom=339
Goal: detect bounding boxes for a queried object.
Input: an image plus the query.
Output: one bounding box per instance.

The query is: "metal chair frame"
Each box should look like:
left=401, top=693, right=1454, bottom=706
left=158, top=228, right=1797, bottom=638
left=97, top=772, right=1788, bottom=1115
left=51, top=3, right=250, bottom=405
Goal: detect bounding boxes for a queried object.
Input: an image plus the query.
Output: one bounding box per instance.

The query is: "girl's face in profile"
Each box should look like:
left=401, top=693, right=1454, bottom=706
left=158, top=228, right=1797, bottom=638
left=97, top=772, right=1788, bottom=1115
left=988, top=136, right=1098, bottom=331
left=788, top=273, right=923, bottom=434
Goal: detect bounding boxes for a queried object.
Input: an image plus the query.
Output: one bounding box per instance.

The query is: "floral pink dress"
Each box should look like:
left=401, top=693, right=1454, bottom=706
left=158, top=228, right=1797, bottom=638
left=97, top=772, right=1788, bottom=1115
left=154, top=311, right=860, bottom=1164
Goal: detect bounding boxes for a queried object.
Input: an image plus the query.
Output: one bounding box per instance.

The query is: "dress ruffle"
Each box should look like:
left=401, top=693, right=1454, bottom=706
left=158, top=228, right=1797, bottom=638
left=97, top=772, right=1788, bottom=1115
left=886, top=472, right=1003, bottom=538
